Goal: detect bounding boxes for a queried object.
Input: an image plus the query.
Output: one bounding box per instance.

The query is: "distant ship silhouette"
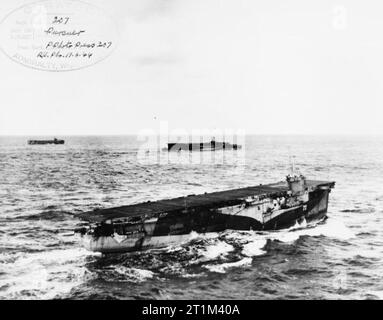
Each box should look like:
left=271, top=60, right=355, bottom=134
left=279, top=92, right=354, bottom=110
left=27, top=138, right=65, bottom=145
left=163, top=138, right=241, bottom=152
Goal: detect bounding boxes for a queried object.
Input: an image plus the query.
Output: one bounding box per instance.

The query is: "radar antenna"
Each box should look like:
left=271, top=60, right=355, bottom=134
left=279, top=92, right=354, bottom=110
left=290, top=155, right=296, bottom=176
left=288, top=147, right=297, bottom=177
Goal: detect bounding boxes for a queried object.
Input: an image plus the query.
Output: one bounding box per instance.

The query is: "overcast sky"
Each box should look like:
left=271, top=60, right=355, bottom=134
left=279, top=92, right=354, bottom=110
left=0, top=0, right=383, bottom=135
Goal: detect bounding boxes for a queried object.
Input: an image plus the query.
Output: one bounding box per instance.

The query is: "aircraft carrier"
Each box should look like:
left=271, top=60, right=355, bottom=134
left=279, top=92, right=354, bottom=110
left=76, top=174, right=335, bottom=253
left=164, top=138, right=241, bottom=151
left=28, top=138, right=64, bottom=145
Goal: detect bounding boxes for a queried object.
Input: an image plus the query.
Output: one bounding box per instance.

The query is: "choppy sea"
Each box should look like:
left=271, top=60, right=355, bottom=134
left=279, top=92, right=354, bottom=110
left=0, top=135, right=382, bottom=300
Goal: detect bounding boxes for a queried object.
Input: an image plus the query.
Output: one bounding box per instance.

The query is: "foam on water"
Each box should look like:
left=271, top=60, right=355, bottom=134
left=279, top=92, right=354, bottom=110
left=253, top=217, right=354, bottom=245
left=181, top=217, right=354, bottom=274
left=201, top=218, right=354, bottom=260
left=242, top=239, right=268, bottom=257
left=112, top=266, right=154, bottom=282
left=199, top=241, right=234, bottom=260
left=3, top=248, right=100, bottom=267
left=205, top=258, right=253, bottom=273
left=284, top=217, right=355, bottom=241
left=0, top=248, right=99, bottom=299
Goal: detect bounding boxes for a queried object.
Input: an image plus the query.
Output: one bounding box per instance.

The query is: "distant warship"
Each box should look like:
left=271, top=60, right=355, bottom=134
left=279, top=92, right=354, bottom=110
left=163, top=138, right=241, bottom=152
left=28, top=138, right=64, bottom=145
left=76, top=174, right=335, bottom=253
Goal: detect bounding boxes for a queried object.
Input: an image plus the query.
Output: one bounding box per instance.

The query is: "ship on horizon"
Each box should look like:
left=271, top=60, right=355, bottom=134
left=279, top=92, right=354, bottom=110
left=27, top=138, right=65, bottom=145
left=75, top=174, right=335, bottom=254
left=163, top=138, right=241, bottom=152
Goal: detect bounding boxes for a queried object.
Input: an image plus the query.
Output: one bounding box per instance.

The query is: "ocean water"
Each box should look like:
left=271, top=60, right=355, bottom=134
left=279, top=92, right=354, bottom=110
left=0, top=135, right=383, bottom=300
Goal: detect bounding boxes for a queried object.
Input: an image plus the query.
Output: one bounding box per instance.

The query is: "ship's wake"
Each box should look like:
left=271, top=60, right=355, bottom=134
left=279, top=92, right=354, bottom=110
left=82, top=216, right=355, bottom=282
left=0, top=216, right=355, bottom=299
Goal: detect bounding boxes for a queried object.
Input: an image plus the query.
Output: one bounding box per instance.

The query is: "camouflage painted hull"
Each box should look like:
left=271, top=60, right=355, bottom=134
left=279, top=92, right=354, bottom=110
left=77, top=179, right=334, bottom=253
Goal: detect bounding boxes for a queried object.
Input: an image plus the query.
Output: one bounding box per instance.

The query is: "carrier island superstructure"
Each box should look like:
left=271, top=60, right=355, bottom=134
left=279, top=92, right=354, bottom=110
left=76, top=175, right=335, bottom=253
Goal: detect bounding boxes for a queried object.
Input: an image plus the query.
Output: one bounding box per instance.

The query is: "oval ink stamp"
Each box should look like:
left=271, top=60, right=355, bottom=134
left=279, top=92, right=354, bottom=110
left=0, top=0, right=119, bottom=71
